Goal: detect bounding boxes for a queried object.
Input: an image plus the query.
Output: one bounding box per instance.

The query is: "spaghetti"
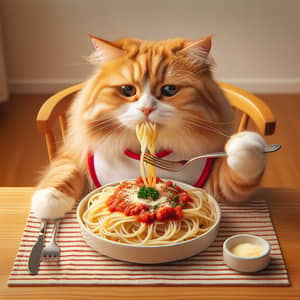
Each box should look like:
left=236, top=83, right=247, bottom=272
left=82, top=121, right=217, bottom=245
left=82, top=179, right=217, bottom=245
left=135, top=121, right=159, bottom=187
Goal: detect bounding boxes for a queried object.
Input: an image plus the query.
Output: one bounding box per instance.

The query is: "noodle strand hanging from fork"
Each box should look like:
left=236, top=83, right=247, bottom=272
left=136, top=121, right=159, bottom=187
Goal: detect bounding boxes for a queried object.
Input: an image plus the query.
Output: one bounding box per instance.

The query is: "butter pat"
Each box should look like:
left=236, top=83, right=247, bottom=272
left=231, top=242, right=264, bottom=257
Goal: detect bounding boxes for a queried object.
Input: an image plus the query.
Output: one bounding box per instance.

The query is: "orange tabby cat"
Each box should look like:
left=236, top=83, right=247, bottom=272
left=31, top=35, right=266, bottom=219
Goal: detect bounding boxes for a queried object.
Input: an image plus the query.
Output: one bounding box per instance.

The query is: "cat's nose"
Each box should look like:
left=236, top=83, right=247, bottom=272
left=140, top=107, right=155, bottom=116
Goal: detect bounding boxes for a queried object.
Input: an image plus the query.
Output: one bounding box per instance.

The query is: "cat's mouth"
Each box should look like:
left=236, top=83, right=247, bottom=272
left=120, top=116, right=163, bottom=131
left=134, top=119, right=166, bottom=131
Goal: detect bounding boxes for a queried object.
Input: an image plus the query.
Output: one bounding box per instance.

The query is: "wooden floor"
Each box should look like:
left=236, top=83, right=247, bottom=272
left=0, top=93, right=299, bottom=188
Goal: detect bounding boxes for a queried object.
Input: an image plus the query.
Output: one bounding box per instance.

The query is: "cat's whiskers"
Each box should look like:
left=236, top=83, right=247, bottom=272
left=91, top=122, right=116, bottom=132
left=88, top=117, right=114, bottom=126
left=89, top=115, right=231, bottom=140
left=183, top=118, right=231, bottom=138
left=98, top=123, right=127, bottom=145
left=92, top=117, right=129, bottom=139
left=191, top=122, right=230, bottom=138
left=182, top=112, right=234, bottom=126
left=197, top=118, right=235, bottom=126
left=88, top=118, right=116, bottom=131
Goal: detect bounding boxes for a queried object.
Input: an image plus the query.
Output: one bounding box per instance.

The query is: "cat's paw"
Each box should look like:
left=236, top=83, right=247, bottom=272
left=225, top=131, right=266, bottom=181
left=31, top=188, right=75, bottom=219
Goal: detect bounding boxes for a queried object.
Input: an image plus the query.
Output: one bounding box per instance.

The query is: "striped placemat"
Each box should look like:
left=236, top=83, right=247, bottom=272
left=8, top=196, right=289, bottom=286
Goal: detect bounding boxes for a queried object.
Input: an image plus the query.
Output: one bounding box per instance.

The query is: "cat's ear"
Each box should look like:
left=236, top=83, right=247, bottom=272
left=179, top=35, right=213, bottom=58
left=88, top=35, right=125, bottom=64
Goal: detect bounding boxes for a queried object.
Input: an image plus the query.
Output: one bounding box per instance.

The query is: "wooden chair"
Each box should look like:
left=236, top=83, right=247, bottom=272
left=37, top=81, right=276, bottom=161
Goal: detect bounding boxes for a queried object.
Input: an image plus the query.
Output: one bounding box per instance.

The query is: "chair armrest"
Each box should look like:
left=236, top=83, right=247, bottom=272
left=217, top=81, right=276, bottom=135
left=36, top=83, right=84, bottom=134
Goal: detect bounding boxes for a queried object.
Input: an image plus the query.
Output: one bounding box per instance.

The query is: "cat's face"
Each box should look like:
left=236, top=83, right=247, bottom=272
left=74, top=36, right=233, bottom=154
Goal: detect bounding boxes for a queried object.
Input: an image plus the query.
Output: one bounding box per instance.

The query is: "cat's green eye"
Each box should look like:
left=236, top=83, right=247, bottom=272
left=120, top=85, right=136, bottom=97
left=161, top=85, right=178, bottom=97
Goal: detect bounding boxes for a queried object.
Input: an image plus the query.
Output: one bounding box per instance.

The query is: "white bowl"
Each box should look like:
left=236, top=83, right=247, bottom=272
left=223, top=234, right=271, bottom=273
left=76, top=180, right=221, bottom=264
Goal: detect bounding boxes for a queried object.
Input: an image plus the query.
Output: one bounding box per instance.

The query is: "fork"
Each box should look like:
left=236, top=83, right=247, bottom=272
left=143, top=144, right=281, bottom=172
left=42, top=219, right=61, bottom=261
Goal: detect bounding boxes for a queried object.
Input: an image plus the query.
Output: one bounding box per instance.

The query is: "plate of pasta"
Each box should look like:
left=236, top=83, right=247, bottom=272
left=77, top=121, right=220, bottom=263
left=77, top=178, right=221, bottom=264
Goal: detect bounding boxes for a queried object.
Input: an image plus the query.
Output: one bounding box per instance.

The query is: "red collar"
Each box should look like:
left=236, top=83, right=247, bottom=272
left=124, top=149, right=173, bottom=160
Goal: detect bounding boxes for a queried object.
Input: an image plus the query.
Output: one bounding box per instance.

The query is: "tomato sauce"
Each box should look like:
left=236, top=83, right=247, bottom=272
left=106, top=178, right=192, bottom=224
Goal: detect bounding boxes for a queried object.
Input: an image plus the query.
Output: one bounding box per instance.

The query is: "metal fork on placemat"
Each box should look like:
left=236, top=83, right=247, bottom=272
left=42, top=219, right=61, bottom=261
left=143, top=144, right=281, bottom=172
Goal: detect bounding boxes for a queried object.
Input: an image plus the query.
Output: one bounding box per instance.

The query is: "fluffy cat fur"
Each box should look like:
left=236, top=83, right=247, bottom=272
left=31, top=36, right=266, bottom=219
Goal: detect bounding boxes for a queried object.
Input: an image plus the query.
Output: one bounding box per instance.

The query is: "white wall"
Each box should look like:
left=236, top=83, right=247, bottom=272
left=0, top=0, right=299, bottom=94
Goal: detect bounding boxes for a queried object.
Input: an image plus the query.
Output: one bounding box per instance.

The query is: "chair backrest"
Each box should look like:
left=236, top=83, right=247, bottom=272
left=37, top=81, right=276, bottom=161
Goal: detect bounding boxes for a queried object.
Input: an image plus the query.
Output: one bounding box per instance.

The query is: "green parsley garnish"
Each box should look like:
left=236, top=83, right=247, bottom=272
left=171, top=202, right=185, bottom=208
left=170, top=195, right=179, bottom=202
left=138, top=186, right=160, bottom=201
left=152, top=204, right=160, bottom=210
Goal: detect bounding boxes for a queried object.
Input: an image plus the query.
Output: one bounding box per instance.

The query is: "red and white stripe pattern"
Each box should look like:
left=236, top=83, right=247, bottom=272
left=8, top=198, right=289, bottom=286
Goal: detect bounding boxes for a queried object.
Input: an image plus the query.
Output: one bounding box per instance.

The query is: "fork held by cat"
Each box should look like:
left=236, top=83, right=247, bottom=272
left=143, top=144, right=281, bottom=172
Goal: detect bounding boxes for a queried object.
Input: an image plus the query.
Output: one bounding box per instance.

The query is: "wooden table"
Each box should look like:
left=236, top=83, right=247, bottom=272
left=0, top=187, right=299, bottom=300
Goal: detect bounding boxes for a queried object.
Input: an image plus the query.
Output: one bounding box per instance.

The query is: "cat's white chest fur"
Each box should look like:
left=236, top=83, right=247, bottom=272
left=91, top=148, right=208, bottom=187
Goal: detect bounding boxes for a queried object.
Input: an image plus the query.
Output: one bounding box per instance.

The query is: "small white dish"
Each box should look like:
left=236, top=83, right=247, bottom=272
left=223, top=234, right=271, bottom=273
